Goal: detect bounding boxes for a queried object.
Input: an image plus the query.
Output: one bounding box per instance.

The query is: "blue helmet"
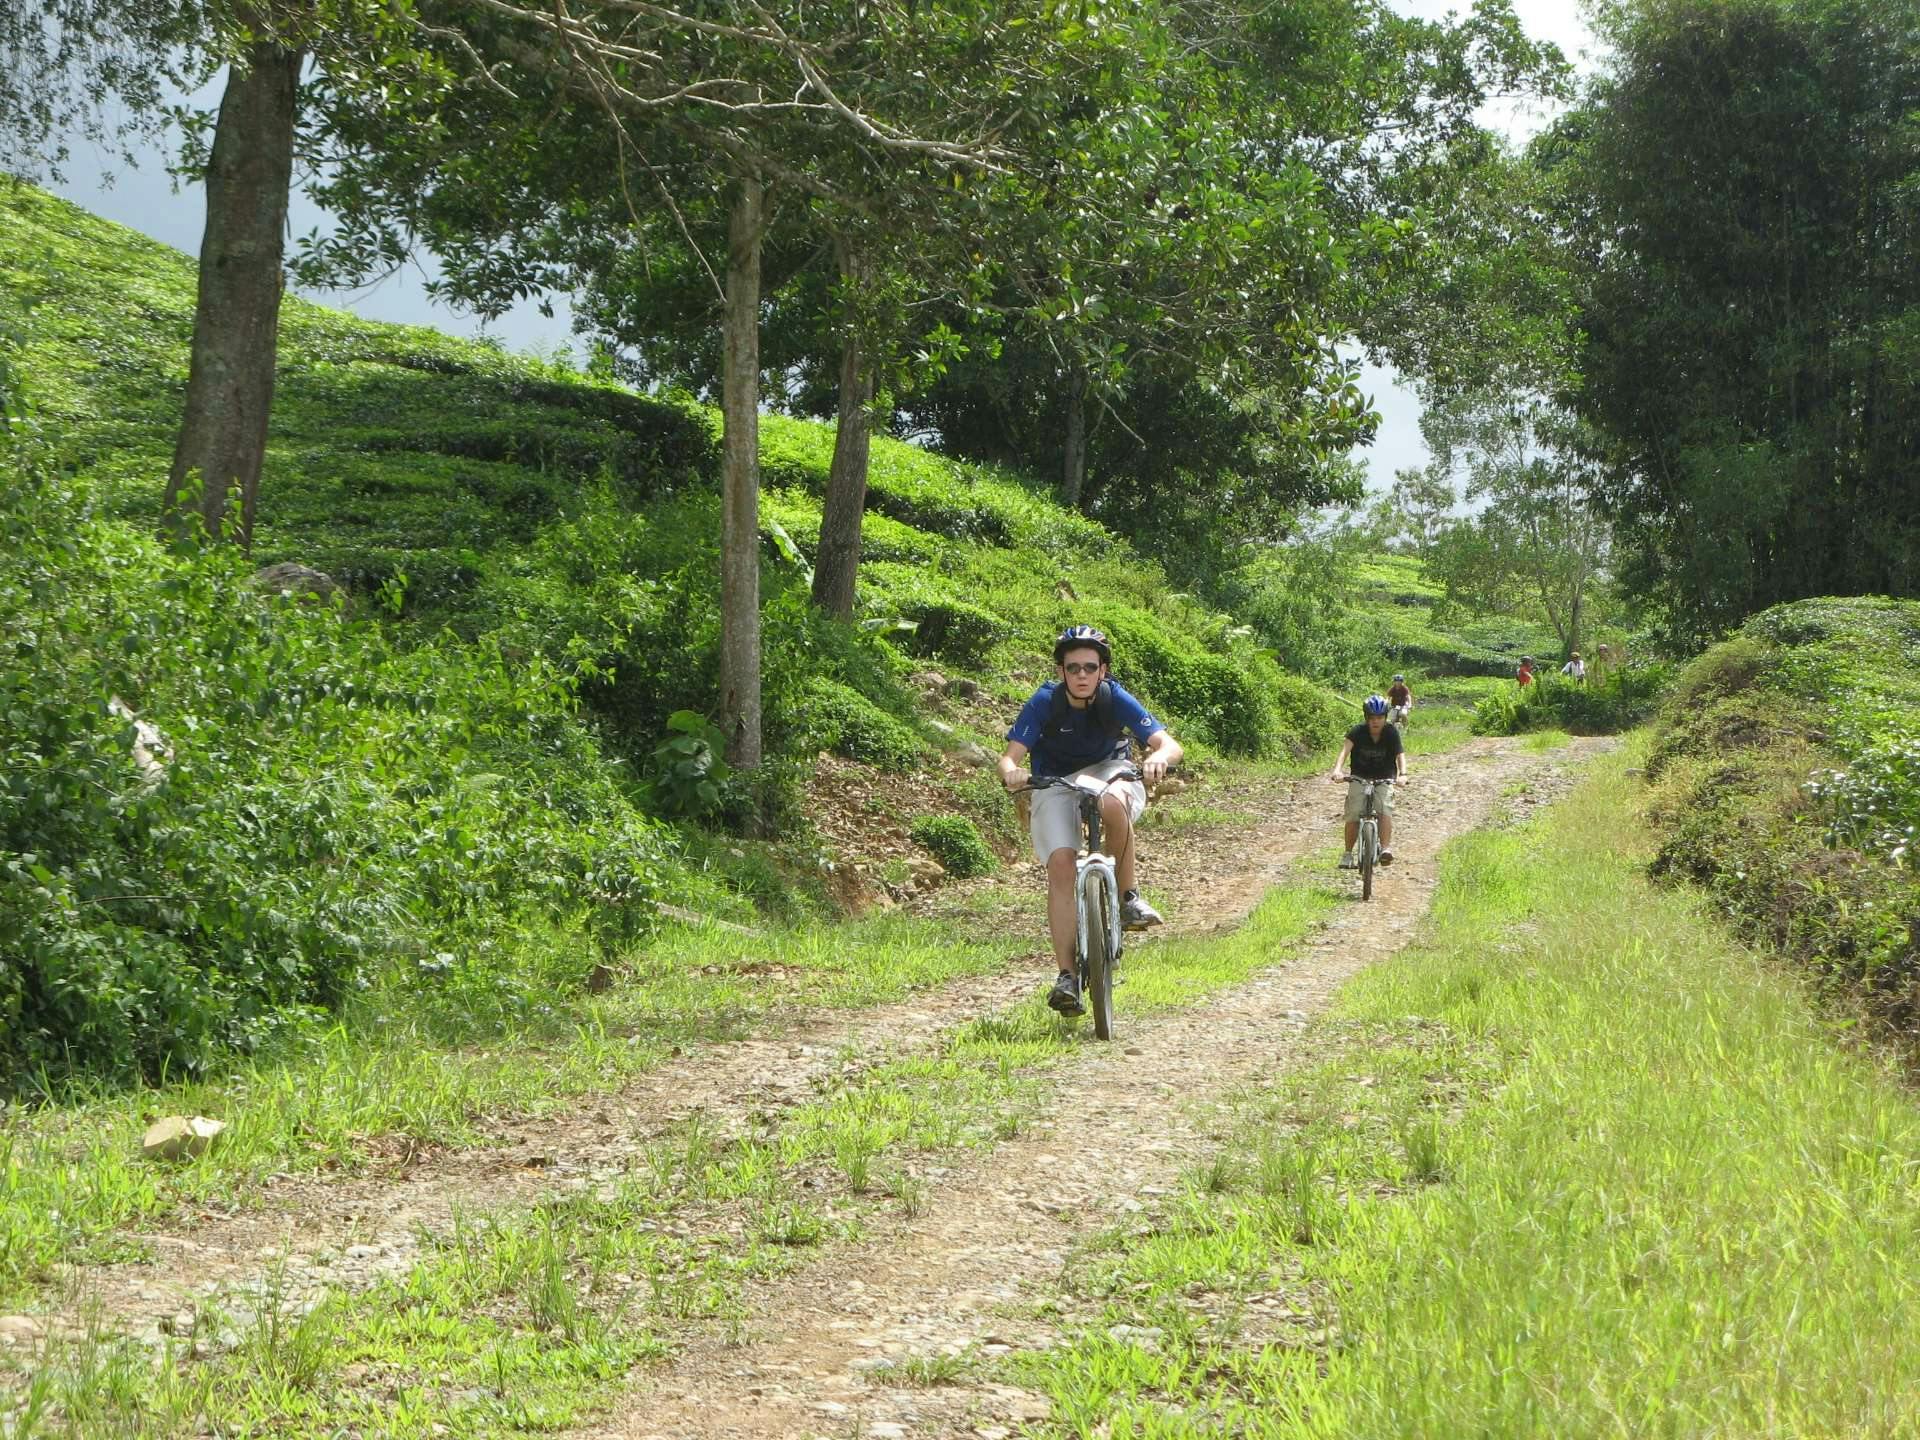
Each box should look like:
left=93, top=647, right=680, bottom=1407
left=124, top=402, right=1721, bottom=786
left=1362, top=694, right=1390, bottom=717
left=1054, top=624, right=1111, bottom=665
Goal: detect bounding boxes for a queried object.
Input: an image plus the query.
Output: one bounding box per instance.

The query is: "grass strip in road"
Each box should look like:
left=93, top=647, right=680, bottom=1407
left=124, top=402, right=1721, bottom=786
left=1014, top=742, right=1920, bottom=1437
left=2, top=883, right=1336, bottom=1437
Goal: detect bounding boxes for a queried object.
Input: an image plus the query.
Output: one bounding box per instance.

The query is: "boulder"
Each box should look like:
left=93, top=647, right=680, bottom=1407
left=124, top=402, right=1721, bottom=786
left=142, top=1115, right=226, bottom=1161
left=910, top=669, right=950, bottom=693
left=252, top=562, right=339, bottom=601
left=960, top=742, right=994, bottom=767
left=944, top=677, right=982, bottom=701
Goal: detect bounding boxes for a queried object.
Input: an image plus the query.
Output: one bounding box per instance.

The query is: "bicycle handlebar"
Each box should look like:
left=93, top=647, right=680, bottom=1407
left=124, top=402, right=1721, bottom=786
left=1020, top=765, right=1144, bottom=794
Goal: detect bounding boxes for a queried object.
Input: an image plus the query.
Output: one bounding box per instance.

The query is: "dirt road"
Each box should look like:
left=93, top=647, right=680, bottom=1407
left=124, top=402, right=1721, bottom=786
left=45, top=735, right=1610, bottom=1438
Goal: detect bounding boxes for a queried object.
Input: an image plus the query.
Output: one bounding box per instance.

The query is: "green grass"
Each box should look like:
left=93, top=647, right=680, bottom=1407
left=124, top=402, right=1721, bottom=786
left=2, top=879, right=1338, bottom=1436
left=1011, top=742, right=1920, bottom=1436
left=0, top=910, right=1023, bottom=1306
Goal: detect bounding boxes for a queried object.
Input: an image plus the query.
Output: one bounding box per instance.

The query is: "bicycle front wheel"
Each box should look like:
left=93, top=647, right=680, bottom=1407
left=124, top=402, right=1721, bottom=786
left=1360, top=822, right=1375, bottom=902
left=1084, top=873, right=1116, bottom=1041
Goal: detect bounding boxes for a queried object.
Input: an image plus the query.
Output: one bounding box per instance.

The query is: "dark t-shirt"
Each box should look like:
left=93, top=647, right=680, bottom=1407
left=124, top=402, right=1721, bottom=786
left=1345, top=722, right=1403, bottom=780
left=1008, top=681, right=1162, bottom=778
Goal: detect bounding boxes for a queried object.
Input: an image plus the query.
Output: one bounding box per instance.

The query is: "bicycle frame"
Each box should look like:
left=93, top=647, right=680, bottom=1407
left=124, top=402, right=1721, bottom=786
left=1026, top=767, right=1139, bottom=1038
left=1349, top=778, right=1387, bottom=900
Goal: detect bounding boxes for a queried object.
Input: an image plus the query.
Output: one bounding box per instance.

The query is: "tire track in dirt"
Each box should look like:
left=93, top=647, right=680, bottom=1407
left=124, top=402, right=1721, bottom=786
left=44, top=738, right=1603, bottom=1357
left=569, top=737, right=1614, bottom=1440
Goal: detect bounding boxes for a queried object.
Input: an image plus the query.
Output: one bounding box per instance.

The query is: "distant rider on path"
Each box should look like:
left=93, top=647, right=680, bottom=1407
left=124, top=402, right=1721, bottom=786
left=1387, top=673, right=1414, bottom=726
left=1331, top=694, right=1406, bottom=870
left=998, top=625, right=1183, bottom=1016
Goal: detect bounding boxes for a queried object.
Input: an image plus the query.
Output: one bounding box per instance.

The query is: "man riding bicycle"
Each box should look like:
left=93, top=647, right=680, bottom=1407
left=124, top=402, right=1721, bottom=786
left=997, top=625, right=1183, bottom=1016
left=1386, top=673, right=1413, bottom=726
left=1331, top=694, right=1406, bottom=870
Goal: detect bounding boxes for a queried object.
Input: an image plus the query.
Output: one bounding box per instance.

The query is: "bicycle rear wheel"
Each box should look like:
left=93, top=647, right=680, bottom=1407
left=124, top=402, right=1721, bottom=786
left=1084, top=873, right=1116, bottom=1041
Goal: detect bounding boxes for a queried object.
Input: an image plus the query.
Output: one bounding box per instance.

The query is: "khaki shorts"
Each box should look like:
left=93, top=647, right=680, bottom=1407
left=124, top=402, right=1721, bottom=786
left=1343, top=777, right=1395, bottom=823
left=1029, top=759, right=1146, bottom=863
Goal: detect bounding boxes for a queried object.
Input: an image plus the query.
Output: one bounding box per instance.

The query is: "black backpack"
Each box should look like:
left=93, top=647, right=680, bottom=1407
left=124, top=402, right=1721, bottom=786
left=1042, top=679, right=1125, bottom=744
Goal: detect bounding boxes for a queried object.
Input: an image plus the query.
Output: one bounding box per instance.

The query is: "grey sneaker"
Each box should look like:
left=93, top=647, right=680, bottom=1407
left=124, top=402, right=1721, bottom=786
left=1338, top=850, right=1358, bottom=870
left=1121, top=891, right=1163, bottom=930
left=1378, top=849, right=1394, bottom=867
left=1047, top=969, right=1085, bottom=1016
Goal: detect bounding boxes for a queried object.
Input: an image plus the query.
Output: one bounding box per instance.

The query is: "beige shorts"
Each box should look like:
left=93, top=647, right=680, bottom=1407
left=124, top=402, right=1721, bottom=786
left=1343, top=778, right=1395, bottom=823
left=1029, top=759, right=1146, bottom=863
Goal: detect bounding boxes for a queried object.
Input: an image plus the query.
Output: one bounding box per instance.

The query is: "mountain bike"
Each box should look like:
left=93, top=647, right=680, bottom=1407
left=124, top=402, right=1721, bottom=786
left=1342, top=777, right=1399, bottom=902
left=1022, top=766, right=1139, bottom=1041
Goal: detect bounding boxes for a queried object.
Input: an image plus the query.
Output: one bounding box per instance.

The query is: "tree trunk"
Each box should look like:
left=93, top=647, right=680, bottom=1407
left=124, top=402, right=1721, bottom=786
left=161, top=39, right=303, bottom=549
left=718, top=173, right=764, bottom=770
left=812, top=237, right=873, bottom=619
left=1060, top=366, right=1089, bottom=509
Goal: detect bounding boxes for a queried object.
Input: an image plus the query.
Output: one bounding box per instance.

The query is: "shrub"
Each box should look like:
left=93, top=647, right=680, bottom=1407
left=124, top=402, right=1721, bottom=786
left=648, top=711, right=733, bottom=818
left=1803, top=708, right=1920, bottom=868
left=902, top=599, right=1009, bottom=668
left=908, top=815, right=995, bottom=878
left=0, top=459, right=674, bottom=1088
left=1473, top=666, right=1674, bottom=736
left=1666, top=635, right=1773, bottom=712
left=801, top=678, right=927, bottom=772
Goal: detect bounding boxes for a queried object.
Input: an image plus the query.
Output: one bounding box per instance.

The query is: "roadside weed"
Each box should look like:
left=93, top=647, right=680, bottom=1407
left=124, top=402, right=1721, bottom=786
left=865, top=1347, right=976, bottom=1387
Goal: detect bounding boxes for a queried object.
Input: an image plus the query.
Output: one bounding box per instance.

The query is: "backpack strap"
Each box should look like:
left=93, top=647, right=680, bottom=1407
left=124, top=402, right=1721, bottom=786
left=1043, top=680, right=1123, bottom=740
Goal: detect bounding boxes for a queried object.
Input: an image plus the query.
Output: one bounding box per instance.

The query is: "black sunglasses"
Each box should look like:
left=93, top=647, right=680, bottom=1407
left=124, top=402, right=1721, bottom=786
left=1061, top=660, right=1103, bottom=676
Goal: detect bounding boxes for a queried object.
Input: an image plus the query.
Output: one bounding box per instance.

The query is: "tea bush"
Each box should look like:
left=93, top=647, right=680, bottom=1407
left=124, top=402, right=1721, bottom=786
left=801, top=678, right=928, bottom=772
left=907, top=816, right=996, bottom=878
left=0, top=456, right=682, bottom=1088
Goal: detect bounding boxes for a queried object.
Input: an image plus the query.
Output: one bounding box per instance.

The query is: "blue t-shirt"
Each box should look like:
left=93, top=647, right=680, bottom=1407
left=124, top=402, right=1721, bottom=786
left=1008, top=681, right=1163, bottom=778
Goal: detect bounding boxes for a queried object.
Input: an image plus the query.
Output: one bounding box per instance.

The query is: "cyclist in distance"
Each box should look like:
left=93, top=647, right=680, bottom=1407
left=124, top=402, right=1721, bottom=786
left=1386, top=673, right=1414, bottom=726
left=997, top=625, right=1183, bottom=1016
left=1331, top=694, right=1406, bottom=870
left=1516, top=655, right=1536, bottom=687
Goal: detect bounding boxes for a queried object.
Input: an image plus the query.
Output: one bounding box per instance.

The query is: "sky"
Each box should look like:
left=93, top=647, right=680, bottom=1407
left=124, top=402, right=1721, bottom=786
left=45, top=0, right=1603, bottom=494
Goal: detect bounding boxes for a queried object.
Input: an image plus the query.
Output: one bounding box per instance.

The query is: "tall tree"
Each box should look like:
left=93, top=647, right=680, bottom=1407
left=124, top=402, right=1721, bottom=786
left=904, top=0, right=1568, bottom=550
left=1381, top=466, right=1457, bottom=557
left=0, top=2, right=202, bottom=182
left=1561, top=0, right=1920, bottom=641
left=306, top=0, right=1101, bottom=765
left=161, top=17, right=304, bottom=548
left=2, top=1, right=443, bottom=548
left=1418, top=392, right=1611, bottom=655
